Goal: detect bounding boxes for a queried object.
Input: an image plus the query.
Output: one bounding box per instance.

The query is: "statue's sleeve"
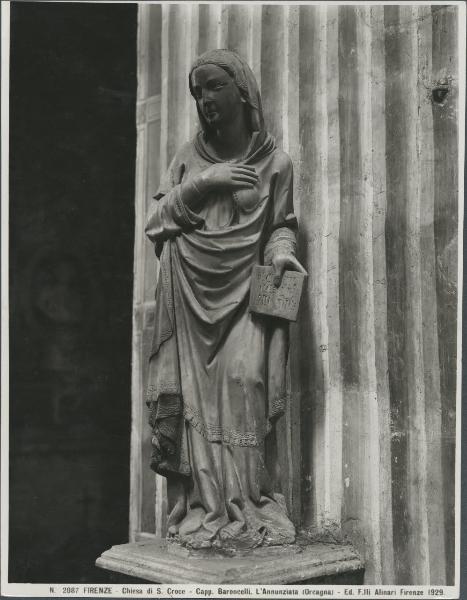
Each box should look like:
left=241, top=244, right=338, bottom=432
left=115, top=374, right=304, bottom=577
left=145, top=152, right=204, bottom=251
left=264, top=153, right=298, bottom=265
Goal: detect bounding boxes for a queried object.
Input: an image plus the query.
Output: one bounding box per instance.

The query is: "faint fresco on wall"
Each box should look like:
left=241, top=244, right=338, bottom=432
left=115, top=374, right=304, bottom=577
left=9, top=3, right=137, bottom=582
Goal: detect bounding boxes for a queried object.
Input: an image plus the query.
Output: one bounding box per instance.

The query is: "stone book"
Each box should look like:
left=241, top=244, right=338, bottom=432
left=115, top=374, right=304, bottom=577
left=249, top=265, right=306, bottom=322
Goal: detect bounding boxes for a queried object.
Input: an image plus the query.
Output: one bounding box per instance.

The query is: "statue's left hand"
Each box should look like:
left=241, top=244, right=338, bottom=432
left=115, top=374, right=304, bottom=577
left=272, top=254, right=307, bottom=287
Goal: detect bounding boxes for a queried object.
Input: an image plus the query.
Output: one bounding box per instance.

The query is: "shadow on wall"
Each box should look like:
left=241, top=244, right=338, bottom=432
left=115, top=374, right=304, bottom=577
left=9, top=3, right=137, bottom=582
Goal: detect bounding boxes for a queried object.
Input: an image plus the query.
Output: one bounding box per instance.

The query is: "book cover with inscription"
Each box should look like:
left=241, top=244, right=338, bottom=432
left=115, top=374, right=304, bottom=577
left=249, top=265, right=306, bottom=322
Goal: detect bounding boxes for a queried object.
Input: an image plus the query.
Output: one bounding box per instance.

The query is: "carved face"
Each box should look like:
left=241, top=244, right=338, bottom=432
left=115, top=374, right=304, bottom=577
left=191, top=63, right=245, bottom=128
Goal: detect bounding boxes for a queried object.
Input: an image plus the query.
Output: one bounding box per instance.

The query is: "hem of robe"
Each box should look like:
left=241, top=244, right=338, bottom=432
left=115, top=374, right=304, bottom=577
left=165, top=423, right=296, bottom=550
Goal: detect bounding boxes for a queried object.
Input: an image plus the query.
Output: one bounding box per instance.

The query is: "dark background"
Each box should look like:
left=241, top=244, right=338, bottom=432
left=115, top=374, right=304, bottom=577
left=9, top=2, right=137, bottom=582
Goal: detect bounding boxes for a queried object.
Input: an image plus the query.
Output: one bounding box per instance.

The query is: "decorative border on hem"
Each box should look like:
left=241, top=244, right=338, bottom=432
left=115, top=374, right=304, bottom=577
left=183, top=403, right=266, bottom=447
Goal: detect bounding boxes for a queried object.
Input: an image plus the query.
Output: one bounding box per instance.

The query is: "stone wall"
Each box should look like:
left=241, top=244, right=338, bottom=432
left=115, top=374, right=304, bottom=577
left=132, top=4, right=460, bottom=586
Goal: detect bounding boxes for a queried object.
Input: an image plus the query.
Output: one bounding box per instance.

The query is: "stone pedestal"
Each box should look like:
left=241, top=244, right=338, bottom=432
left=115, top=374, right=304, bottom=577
left=96, top=539, right=363, bottom=584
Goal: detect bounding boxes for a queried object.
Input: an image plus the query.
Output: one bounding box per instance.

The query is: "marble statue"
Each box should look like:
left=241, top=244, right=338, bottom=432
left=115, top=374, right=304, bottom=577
left=144, top=49, right=306, bottom=551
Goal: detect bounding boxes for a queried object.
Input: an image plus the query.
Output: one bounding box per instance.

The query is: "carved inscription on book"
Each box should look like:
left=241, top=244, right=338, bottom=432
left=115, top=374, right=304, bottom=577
left=249, top=266, right=306, bottom=321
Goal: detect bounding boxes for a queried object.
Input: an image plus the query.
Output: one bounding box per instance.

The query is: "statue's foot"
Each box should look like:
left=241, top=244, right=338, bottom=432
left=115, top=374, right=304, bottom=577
left=181, top=528, right=215, bottom=550
left=218, top=521, right=245, bottom=541
left=213, top=524, right=265, bottom=551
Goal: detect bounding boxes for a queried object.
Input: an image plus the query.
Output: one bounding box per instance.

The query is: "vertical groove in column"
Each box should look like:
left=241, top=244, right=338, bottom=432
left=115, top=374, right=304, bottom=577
left=217, top=5, right=229, bottom=49
left=198, top=6, right=227, bottom=59
left=137, top=4, right=149, bottom=103
left=339, top=5, right=383, bottom=581
left=370, top=5, right=395, bottom=585
left=148, top=4, right=162, bottom=97
left=284, top=5, right=300, bottom=217
left=432, top=6, right=459, bottom=586
left=362, top=4, right=381, bottom=582
left=385, top=5, right=435, bottom=584
left=260, top=5, right=285, bottom=145
left=417, top=5, right=446, bottom=585
left=142, top=124, right=160, bottom=534
left=384, top=5, right=411, bottom=584
left=345, top=5, right=387, bottom=583
left=198, top=4, right=210, bottom=56
left=248, top=5, right=262, bottom=89
left=321, top=0, right=343, bottom=526
left=402, top=6, right=430, bottom=584
left=227, top=4, right=250, bottom=59
left=320, top=4, right=343, bottom=531
left=135, top=4, right=150, bottom=310
left=154, top=474, right=167, bottom=539
left=186, top=4, right=199, bottom=139
left=159, top=4, right=169, bottom=175
left=281, top=9, right=290, bottom=154
left=130, top=123, right=147, bottom=542
left=130, top=3, right=150, bottom=542
left=338, top=5, right=361, bottom=393
left=203, top=5, right=223, bottom=52
left=165, top=5, right=187, bottom=162
left=297, top=4, right=322, bottom=527
left=338, top=5, right=365, bottom=558
left=177, top=5, right=191, bottom=151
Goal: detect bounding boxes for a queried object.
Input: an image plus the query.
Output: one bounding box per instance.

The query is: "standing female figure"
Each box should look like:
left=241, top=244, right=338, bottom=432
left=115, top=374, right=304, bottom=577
left=145, top=49, right=305, bottom=550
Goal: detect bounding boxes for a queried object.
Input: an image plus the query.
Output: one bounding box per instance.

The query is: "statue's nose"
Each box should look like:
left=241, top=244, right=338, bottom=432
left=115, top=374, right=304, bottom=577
left=202, top=88, right=215, bottom=102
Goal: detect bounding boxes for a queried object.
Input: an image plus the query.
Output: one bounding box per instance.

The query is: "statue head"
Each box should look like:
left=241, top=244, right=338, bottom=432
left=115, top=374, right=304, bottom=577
left=189, top=49, right=264, bottom=135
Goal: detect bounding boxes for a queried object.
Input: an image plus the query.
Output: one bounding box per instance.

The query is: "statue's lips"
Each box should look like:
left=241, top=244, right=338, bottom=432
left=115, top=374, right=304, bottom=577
left=204, top=109, right=218, bottom=119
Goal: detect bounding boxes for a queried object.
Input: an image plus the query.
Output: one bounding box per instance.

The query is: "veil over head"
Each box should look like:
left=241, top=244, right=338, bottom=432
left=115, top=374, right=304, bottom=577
left=189, top=49, right=265, bottom=134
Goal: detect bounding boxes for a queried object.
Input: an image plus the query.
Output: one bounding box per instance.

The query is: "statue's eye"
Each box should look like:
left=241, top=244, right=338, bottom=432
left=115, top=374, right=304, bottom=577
left=208, top=80, right=224, bottom=91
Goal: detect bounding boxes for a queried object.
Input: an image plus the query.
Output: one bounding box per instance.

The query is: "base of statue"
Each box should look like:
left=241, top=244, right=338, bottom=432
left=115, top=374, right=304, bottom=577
left=96, top=538, right=363, bottom=584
